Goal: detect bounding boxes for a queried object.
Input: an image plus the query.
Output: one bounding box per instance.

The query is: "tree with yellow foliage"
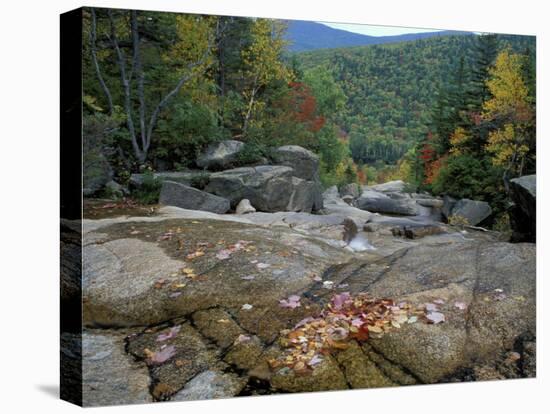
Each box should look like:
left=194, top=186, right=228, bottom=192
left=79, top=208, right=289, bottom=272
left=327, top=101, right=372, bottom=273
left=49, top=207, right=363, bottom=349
left=240, top=19, right=293, bottom=136
left=483, top=49, right=534, bottom=185
left=449, top=126, right=471, bottom=155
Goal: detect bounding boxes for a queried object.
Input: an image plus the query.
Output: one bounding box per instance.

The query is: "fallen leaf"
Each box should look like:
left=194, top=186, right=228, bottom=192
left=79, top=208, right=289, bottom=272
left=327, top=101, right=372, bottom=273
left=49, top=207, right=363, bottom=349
left=169, top=292, right=182, bottom=299
left=507, top=352, right=521, bottom=362
left=256, top=263, right=271, bottom=270
left=294, top=317, right=315, bottom=329
left=279, top=295, right=301, bottom=309
left=332, top=292, right=351, bottom=310
left=433, top=299, right=446, bottom=305
left=241, top=303, right=253, bottom=310
left=426, top=311, right=445, bottom=324
left=157, top=326, right=181, bottom=342
left=308, top=354, right=323, bottom=366
left=216, top=249, right=232, bottom=260
left=408, top=316, right=418, bottom=324
left=393, top=314, right=408, bottom=324
left=158, top=232, right=174, bottom=241
left=454, top=301, right=467, bottom=310
left=234, top=334, right=251, bottom=344
left=154, top=278, right=167, bottom=289
left=368, top=325, right=384, bottom=333
left=147, top=345, right=177, bottom=364
left=186, top=251, right=205, bottom=260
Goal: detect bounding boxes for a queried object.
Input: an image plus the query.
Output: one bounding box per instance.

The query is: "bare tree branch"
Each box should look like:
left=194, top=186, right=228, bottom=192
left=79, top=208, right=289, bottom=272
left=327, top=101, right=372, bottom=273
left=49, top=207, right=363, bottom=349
left=144, top=37, right=215, bottom=152
left=89, top=8, right=113, bottom=115
left=131, top=11, right=147, bottom=152
left=107, top=9, right=143, bottom=162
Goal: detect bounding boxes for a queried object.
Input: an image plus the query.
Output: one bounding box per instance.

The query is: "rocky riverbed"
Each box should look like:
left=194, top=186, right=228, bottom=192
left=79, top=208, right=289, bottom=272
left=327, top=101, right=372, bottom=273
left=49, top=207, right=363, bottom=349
left=63, top=179, right=536, bottom=406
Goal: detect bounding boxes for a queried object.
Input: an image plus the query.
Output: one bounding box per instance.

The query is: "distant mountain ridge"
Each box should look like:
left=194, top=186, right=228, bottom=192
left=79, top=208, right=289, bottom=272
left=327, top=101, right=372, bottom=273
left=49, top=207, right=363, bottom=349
left=285, top=20, right=472, bottom=52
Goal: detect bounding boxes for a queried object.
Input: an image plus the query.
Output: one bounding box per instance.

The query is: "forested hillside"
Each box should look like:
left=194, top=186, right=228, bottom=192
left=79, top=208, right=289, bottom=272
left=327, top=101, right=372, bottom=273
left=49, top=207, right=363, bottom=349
left=298, top=34, right=535, bottom=167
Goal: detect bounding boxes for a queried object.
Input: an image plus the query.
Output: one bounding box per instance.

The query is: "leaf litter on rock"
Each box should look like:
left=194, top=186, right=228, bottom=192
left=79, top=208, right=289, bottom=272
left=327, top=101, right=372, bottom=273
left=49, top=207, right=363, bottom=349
left=270, top=292, right=451, bottom=375
left=215, top=240, right=253, bottom=260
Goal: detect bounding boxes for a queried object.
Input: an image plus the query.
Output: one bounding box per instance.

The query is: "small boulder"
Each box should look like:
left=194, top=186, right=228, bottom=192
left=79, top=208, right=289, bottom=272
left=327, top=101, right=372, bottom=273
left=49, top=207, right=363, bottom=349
left=159, top=181, right=230, bottom=214
left=356, top=189, right=418, bottom=216
left=369, top=180, right=406, bottom=193
left=196, top=140, right=245, bottom=170
left=509, top=174, right=536, bottom=242
left=272, top=145, right=319, bottom=181
left=450, top=198, right=492, bottom=226
left=235, top=199, right=256, bottom=215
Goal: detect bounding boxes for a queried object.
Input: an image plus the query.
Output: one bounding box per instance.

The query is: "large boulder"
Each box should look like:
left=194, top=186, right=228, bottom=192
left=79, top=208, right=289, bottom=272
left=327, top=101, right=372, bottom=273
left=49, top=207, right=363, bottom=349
left=196, top=140, right=245, bottom=170
left=450, top=198, right=492, bottom=226
left=159, top=181, right=230, bottom=214
left=509, top=175, right=536, bottom=242
left=205, top=166, right=322, bottom=213
left=356, top=189, right=419, bottom=216
left=272, top=145, right=319, bottom=181
left=130, top=171, right=211, bottom=189
left=369, top=180, right=406, bottom=193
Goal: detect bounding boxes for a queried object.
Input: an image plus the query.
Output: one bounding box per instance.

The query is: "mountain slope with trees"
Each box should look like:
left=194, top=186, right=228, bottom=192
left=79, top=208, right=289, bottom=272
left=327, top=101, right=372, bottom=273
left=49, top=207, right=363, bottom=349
left=297, top=34, right=535, bottom=185
left=285, top=20, right=468, bottom=52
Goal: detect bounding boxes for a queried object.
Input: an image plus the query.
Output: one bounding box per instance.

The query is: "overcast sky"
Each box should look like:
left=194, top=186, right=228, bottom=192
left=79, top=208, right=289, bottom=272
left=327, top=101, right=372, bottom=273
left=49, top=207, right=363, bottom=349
left=319, top=22, right=443, bottom=37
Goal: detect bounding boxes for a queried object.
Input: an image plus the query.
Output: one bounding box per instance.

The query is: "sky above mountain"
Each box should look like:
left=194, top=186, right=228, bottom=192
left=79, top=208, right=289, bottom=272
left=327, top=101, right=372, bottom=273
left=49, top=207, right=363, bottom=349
left=319, top=22, right=443, bottom=37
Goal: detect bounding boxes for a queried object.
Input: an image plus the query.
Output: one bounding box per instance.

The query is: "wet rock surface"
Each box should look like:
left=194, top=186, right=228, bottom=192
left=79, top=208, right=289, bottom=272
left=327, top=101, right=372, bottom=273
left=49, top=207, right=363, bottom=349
left=78, top=190, right=536, bottom=405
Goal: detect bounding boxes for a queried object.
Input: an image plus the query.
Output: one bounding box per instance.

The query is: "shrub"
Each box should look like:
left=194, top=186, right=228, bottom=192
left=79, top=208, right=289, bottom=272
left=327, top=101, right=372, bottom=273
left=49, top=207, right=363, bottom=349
left=190, top=172, right=210, bottom=190
left=132, top=171, right=161, bottom=205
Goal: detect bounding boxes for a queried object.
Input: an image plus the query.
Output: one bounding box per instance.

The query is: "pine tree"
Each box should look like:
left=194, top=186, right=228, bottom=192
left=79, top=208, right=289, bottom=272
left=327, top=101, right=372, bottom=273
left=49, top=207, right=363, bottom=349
left=468, top=34, right=499, bottom=111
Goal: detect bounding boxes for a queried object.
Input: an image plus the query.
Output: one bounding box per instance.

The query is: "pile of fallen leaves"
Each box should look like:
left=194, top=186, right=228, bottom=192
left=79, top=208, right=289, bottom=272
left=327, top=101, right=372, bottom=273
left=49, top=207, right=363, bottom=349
left=269, top=292, right=453, bottom=375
